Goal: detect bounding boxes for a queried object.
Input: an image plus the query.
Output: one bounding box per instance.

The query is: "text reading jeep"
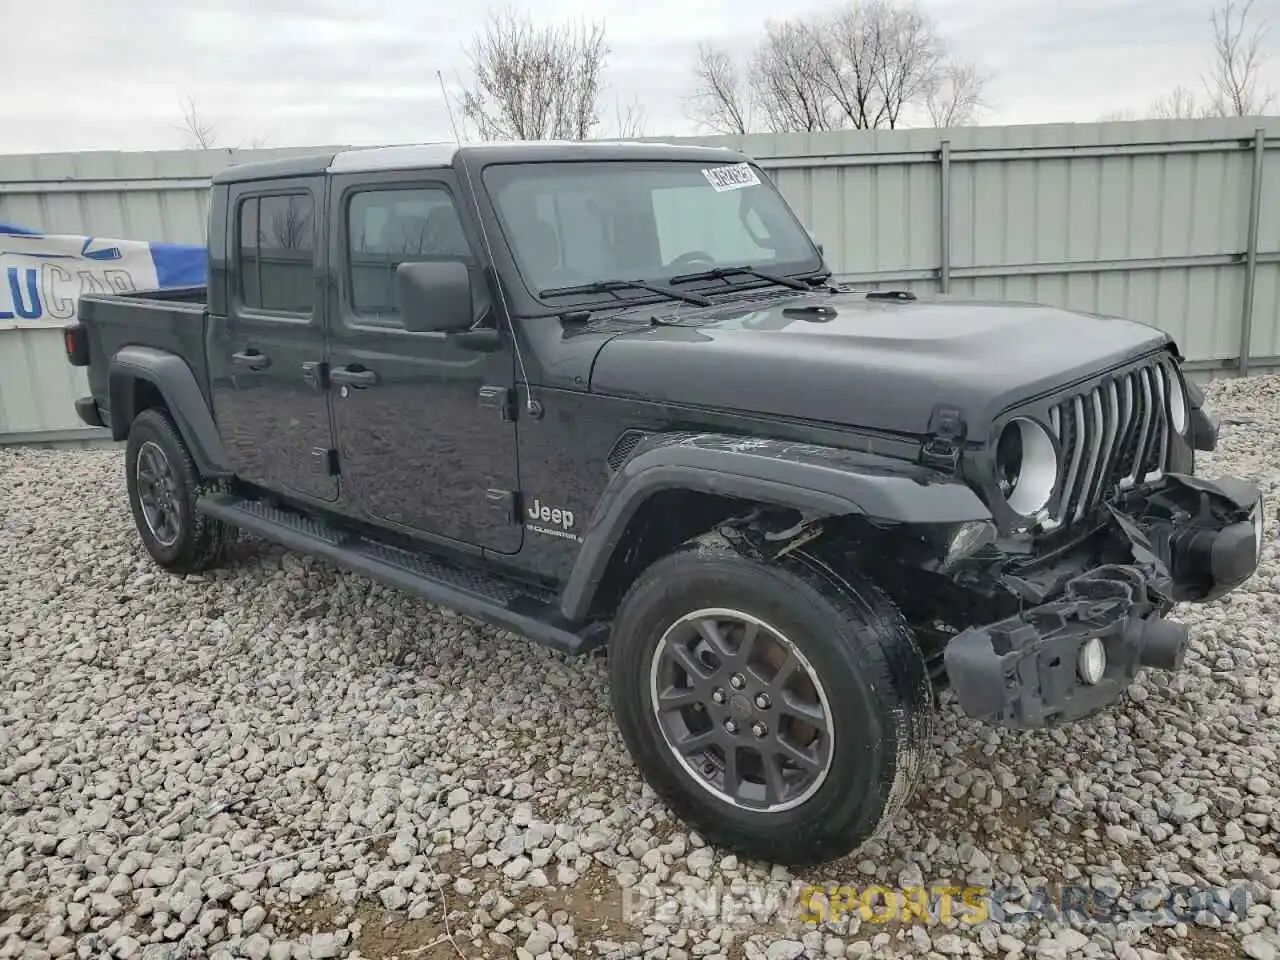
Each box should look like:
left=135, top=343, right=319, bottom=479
left=65, top=141, right=1264, bottom=865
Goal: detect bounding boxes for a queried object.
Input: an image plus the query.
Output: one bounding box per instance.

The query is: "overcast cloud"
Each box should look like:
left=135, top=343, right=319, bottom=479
left=4, top=0, right=1277, bottom=154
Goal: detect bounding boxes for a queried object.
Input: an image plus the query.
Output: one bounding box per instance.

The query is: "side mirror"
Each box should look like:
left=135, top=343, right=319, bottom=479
left=395, top=260, right=473, bottom=333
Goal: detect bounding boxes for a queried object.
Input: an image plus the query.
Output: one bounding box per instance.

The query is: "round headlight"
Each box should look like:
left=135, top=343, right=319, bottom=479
left=996, top=418, right=1058, bottom=517
left=1166, top=367, right=1188, bottom=434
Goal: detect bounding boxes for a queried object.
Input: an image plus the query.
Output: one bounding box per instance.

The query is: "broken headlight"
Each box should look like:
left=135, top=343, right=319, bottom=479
left=996, top=417, right=1059, bottom=517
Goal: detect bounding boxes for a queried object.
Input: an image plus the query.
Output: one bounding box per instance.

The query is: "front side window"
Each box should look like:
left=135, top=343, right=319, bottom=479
left=347, top=187, right=472, bottom=321
left=482, top=161, right=820, bottom=300
left=237, top=193, right=314, bottom=313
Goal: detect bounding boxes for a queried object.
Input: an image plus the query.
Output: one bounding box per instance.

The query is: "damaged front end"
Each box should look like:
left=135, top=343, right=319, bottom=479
left=941, top=473, right=1263, bottom=728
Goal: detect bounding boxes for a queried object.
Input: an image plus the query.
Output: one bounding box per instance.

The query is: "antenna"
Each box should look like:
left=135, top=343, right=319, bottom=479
left=437, top=70, right=462, bottom=146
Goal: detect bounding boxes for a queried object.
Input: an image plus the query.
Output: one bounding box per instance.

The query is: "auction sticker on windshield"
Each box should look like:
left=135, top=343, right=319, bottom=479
left=702, top=163, right=761, bottom=192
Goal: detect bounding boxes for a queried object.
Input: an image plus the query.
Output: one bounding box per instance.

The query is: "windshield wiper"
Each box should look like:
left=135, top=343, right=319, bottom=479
left=669, top=264, right=810, bottom=292
left=540, top=278, right=712, bottom=307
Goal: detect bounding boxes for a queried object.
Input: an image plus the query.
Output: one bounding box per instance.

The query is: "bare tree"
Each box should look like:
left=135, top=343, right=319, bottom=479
left=1150, top=85, right=1207, bottom=119
left=750, top=20, right=835, bottom=132
left=267, top=199, right=311, bottom=251
left=869, top=0, right=942, bottom=128
left=460, top=7, right=608, bottom=141
left=688, top=0, right=987, bottom=134
left=1205, top=0, right=1275, bottom=115
left=612, top=96, right=647, bottom=139
left=812, top=3, right=887, bottom=128
left=688, top=43, right=754, bottom=134
left=179, top=98, right=219, bottom=149
left=175, top=97, right=271, bottom=149
left=1127, top=0, right=1273, bottom=120
left=924, top=60, right=986, bottom=127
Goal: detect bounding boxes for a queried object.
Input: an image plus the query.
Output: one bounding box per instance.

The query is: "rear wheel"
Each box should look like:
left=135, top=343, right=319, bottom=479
left=125, top=408, right=234, bottom=573
left=609, top=539, right=932, bottom=866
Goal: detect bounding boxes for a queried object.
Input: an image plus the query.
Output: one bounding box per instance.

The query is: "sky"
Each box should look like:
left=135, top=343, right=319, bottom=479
left=3, top=0, right=1278, bottom=154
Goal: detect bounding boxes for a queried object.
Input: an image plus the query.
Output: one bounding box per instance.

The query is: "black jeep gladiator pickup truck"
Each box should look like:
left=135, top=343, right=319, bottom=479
left=65, top=140, right=1264, bottom=866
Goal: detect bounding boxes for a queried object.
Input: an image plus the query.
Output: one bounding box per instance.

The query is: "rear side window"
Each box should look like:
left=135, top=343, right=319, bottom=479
left=347, top=187, right=472, bottom=321
left=237, top=193, right=314, bottom=313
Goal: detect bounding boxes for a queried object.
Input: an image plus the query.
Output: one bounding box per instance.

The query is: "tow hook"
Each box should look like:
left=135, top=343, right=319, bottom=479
left=1135, top=617, right=1187, bottom=671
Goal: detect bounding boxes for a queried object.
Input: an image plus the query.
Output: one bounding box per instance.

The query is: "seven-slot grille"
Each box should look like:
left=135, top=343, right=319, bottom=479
left=1042, top=359, right=1175, bottom=530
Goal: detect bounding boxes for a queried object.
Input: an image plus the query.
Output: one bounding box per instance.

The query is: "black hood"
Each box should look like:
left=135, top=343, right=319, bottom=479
left=588, top=292, right=1171, bottom=437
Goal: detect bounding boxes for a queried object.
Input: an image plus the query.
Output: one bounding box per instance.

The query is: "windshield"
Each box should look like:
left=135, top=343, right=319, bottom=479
left=482, top=160, right=822, bottom=302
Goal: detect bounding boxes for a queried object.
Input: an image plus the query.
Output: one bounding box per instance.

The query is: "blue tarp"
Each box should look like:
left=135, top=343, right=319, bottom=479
left=0, top=223, right=206, bottom=322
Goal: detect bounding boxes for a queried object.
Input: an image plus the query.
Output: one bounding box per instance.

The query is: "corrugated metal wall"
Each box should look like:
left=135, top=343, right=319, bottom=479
left=1, top=120, right=1277, bottom=444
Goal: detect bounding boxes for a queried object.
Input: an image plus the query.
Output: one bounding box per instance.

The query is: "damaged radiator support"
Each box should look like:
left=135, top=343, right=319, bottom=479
left=941, top=472, right=1263, bottom=729
left=944, top=564, right=1186, bottom=728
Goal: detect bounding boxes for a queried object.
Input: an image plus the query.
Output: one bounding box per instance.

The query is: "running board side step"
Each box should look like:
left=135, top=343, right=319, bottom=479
left=196, top=494, right=594, bottom=656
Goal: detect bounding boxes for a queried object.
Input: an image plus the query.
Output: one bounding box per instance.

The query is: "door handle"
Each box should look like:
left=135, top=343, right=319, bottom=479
left=232, top=350, right=272, bottom=371
left=330, top=366, right=378, bottom=387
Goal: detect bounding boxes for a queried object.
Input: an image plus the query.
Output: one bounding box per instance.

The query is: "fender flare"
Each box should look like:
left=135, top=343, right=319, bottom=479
left=108, top=346, right=232, bottom=478
left=559, top=432, right=991, bottom=621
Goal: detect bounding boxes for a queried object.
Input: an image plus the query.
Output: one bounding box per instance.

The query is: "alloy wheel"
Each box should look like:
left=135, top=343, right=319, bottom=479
left=648, top=607, right=834, bottom=812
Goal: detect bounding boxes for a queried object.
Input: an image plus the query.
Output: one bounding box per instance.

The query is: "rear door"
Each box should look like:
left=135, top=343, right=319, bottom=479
left=209, top=178, right=338, bottom=502
left=325, top=170, right=522, bottom=552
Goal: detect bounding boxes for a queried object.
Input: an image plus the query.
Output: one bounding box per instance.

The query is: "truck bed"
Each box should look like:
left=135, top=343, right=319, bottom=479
left=77, top=285, right=211, bottom=427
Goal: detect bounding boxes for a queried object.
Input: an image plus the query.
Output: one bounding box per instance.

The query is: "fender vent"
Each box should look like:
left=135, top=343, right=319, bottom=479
left=606, top=430, right=650, bottom=475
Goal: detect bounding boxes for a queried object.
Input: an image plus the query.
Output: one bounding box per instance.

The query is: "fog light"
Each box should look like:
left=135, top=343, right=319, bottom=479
left=1078, top=637, right=1106, bottom=685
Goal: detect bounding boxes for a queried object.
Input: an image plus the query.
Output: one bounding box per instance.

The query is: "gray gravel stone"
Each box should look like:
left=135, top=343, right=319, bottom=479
left=242, top=906, right=266, bottom=935
left=0, top=376, right=1277, bottom=960
left=765, top=941, right=804, bottom=960
left=290, top=873, right=323, bottom=899
left=379, top=886, right=408, bottom=911
left=1243, top=933, right=1279, bottom=960
left=309, top=933, right=340, bottom=959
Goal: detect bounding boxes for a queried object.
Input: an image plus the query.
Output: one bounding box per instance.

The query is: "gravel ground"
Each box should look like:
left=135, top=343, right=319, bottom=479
left=2, top=375, right=1279, bottom=960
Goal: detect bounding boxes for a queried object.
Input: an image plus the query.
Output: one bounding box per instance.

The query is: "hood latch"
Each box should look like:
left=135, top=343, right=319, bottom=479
left=921, top=404, right=967, bottom=471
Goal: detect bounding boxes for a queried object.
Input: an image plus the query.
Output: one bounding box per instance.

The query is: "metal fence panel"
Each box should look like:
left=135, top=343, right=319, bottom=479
left=1, top=122, right=1277, bottom=444
left=0, top=326, right=93, bottom=442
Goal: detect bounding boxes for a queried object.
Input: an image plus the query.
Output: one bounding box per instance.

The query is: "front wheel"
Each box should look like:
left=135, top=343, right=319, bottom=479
left=609, top=539, right=932, bottom=866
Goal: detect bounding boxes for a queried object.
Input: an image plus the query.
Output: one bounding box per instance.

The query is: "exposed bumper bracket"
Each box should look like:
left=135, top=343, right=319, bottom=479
left=944, top=473, right=1263, bottom=729
left=944, top=565, right=1183, bottom=728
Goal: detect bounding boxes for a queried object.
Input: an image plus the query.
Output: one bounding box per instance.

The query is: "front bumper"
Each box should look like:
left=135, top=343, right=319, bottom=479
left=944, top=473, right=1263, bottom=728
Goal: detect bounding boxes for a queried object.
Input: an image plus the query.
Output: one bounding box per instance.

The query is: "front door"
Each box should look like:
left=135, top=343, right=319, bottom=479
left=326, top=171, right=521, bottom=553
left=210, top=177, right=337, bottom=502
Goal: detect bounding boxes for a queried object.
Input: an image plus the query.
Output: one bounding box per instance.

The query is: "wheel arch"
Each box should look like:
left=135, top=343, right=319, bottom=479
left=559, top=432, right=991, bottom=622
left=109, top=346, right=231, bottom=479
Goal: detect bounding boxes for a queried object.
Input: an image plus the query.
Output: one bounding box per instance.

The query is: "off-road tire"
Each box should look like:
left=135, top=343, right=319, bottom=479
left=609, top=539, right=932, bottom=866
left=125, top=408, right=234, bottom=573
